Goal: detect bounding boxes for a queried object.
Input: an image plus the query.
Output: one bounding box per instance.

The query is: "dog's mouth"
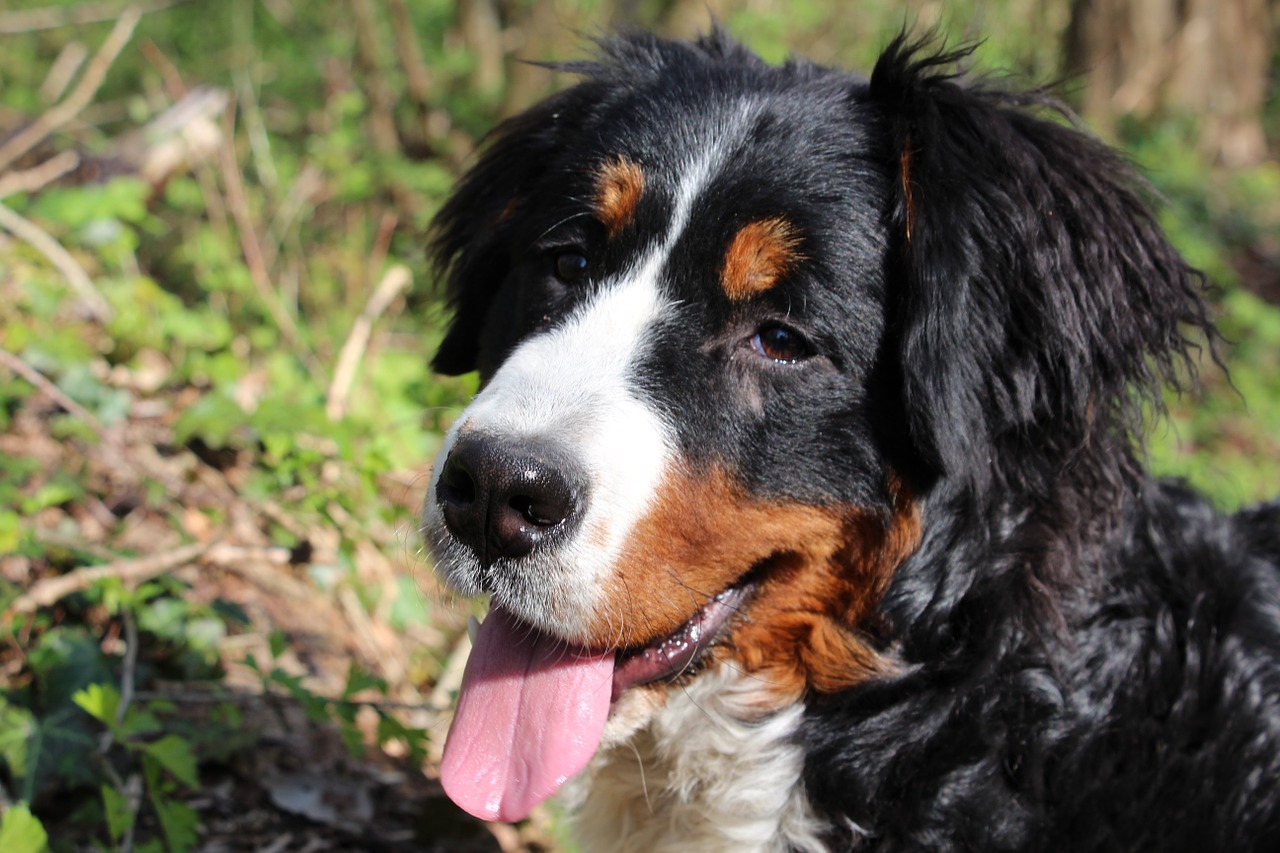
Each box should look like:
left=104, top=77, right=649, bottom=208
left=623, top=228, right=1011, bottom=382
left=439, top=578, right=755, bottom=824
left=611, top=581, right=753, bottom=701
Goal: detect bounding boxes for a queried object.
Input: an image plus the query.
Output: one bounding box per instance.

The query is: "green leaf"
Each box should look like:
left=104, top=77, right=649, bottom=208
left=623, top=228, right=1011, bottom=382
left=0, top=804, right=49, bottom=853
left=118, top=706, right=163, bottom=739
left=171, top=392, right=252, bottom=448
left=16, top=706, right=98, bottom=802
left=29, top=627, right=115, bottom=710
left=0, top=510, right=25, bottom=555
left=153, top=795, right=198, bottom=853
left=101, top=783, right=135, bottom=843
left=0, top=699, right=37, bottom=781
left=389, top=575, right=430, bottom=630
left=341, top=663, right=386, bottom=700
left=267, top=629, right=288, bottom=660
left=338, top=719, right=364, bottom=756
left=73, top=682, right=121, bottom=728
left=375, top=713, right=428, bottom=766
left=140, top=735, right=199, bottom=789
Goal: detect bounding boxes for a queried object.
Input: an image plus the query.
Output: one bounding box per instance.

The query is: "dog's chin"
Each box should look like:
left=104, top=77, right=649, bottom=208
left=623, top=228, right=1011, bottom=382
left=601, top=682, right=668, bottom=747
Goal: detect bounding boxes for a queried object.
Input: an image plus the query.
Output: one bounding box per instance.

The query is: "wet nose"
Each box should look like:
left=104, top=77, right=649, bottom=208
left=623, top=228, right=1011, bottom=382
left=435, top=435, right=584, bottom=564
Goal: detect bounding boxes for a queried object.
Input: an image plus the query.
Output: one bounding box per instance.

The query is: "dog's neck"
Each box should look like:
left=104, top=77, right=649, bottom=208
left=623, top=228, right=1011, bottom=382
left=563, top=666, right=838, bottom=853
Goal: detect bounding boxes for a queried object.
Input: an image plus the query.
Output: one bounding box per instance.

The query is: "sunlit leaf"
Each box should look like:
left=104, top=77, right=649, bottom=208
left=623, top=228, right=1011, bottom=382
left=0, top=804, right=49, bottom=853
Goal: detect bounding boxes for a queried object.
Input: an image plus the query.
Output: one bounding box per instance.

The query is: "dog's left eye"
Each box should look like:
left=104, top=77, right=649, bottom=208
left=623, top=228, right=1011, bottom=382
left=750, top=324, right=811, bottom=363
left=552, top=250, right=590, bottom=284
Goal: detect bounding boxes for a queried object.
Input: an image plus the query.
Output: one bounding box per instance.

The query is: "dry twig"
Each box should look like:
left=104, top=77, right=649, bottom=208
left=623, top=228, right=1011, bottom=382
left=0, top=0, right=189, bottom=35
left=325, top=265, right=412, bottom=421
left=0, top=151, right=80, bottom=199
left=7, top=541, right=213, bottom=615
left=39, top=41, right=89, bottom=104
left=0, top=6, right=141, bottom=173
left=0, top=201, right=112, bottom=320
left=0, top=346, right=105, bottom=431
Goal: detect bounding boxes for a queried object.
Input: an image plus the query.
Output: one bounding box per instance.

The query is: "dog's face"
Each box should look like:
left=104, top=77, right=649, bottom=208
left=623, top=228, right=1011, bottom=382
left=425, top=54, right=903, bottom=653
left=422, top=32, right=1205, bottom=824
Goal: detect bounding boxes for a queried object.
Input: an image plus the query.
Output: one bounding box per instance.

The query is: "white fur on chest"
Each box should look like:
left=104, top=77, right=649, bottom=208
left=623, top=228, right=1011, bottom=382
left=563, top=668, right=829, bottom=853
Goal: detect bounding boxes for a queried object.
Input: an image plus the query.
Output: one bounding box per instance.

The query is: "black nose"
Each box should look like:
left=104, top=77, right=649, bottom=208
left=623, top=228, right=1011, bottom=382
left=436, top=435, right=584, bottom=565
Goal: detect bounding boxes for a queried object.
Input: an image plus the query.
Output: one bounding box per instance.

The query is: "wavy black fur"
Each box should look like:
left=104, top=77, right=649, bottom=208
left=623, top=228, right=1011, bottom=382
left=807, top=35, right=1280, bottom=853
left=428, top=29, right=1280, bottom=852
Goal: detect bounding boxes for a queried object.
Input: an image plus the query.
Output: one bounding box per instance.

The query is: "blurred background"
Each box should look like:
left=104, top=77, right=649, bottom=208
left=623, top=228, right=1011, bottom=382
left=0, top=1, right=1276, bottom=850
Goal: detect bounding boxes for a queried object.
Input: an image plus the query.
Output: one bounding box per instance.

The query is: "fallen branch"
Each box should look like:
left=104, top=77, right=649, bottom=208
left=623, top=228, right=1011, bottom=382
left=326, top=264, right=412, bottom=421
left=0, top=200, right=113, bottom=321
left=39, top=41, right=88, bottom=104
left=7, top=541, right=212, bottom=615
left=0, top=0, right=187, bottom=35
left=0, top=6, right=141, bottom=173
left=0, top=151, right=80, bottom=199
left=0, top=346, right=105, bottom=432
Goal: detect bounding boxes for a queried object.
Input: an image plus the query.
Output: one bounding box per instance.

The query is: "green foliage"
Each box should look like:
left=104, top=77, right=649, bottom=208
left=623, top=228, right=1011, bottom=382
left=244, top=643, right=429, bottom=765
left=0, top=804, right=50, bottom=853
left=72, top=682, right=201, bottom=852
left=1125, top=123, right=1280, bottom=507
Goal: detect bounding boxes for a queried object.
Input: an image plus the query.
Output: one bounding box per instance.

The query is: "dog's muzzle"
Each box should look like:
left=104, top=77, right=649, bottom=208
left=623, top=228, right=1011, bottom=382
left=435, top=434, right=587, bottom=567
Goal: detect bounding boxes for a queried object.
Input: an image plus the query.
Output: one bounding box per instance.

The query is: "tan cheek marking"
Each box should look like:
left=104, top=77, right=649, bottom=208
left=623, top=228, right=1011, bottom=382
left=721, top=217, right=804, bottom=301
left=591, top=467, right=921, bottom=709
left=597, top=466, right=847, bottom=647
left=595, top=157, right=645, bottom=237
left=725, top=483, right=921, bottom=708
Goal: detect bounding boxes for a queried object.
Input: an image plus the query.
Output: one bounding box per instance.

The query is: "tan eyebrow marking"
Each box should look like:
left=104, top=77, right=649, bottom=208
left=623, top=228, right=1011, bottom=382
left=594, top=157, right=645, bottom=237
left=721, top=216, right=804, bottom=301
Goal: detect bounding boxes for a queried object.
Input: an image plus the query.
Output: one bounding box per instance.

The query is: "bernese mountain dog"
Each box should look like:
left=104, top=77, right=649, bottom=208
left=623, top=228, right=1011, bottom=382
left=420, top=29, right=1280, bottom=852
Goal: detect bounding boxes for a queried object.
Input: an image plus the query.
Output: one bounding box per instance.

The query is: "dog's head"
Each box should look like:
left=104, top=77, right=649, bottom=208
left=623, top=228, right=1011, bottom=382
left=421, top=31, right=1209, bottom=822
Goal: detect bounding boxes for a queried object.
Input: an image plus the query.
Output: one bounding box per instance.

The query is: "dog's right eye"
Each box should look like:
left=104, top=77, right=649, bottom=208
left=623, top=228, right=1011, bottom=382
left=750, top=323, right=811, bottom=363
left=552, top=250, right=589, bottom=284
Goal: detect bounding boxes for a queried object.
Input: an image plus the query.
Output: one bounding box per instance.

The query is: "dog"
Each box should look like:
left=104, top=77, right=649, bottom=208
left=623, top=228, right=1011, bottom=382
left=420, top=29, right=1280, bottom=852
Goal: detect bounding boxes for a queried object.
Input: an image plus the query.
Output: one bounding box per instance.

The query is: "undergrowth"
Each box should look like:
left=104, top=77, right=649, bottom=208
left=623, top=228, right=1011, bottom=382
left=0, top=1, right=1275, bottom=850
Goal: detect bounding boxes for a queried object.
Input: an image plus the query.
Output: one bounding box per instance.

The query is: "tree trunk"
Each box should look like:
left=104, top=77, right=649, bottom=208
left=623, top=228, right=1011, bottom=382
left=1065, top=0, right=1275, bottom=166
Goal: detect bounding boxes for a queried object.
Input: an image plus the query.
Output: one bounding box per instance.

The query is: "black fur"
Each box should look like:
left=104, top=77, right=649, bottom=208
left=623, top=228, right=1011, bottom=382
left=428, top=30, right=1280, bottom=852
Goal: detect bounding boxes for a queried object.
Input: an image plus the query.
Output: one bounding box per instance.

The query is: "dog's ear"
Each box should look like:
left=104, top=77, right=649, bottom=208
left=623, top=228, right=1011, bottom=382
left=429, top=83, right=604, bottom=375
left=869, top=35, right=1213, bottom=493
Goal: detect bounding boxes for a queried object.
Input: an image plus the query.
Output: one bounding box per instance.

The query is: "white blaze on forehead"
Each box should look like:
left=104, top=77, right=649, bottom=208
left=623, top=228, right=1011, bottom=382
left=425, top=119, right=755, bottom=641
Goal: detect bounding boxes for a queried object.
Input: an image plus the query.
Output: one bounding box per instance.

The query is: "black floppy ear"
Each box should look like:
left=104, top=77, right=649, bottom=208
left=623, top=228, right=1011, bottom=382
left=429, top=83, right=603, bottom=375
left=869, top=35, right=1212, bottom=493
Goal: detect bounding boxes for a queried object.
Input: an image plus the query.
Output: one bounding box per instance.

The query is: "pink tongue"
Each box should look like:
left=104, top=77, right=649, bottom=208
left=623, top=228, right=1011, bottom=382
left=440, top=605, right=614, bottom=823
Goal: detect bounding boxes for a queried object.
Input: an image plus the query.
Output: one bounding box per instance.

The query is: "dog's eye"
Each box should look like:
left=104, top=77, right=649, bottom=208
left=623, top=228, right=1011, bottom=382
left=750, top=324, right=811, bottom=363
left=552, top=250, right=589, bottom=284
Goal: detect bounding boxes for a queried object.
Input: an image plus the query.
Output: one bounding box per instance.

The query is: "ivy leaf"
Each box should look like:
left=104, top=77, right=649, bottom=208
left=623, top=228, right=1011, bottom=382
left=0, top=699, right=37, bottom=781
left=0, top=804, right=49, bottom=853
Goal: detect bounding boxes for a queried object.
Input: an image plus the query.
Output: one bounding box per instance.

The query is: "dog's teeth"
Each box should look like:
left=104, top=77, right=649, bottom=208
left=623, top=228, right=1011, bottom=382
left=468, top=615, right=480, bottom=644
